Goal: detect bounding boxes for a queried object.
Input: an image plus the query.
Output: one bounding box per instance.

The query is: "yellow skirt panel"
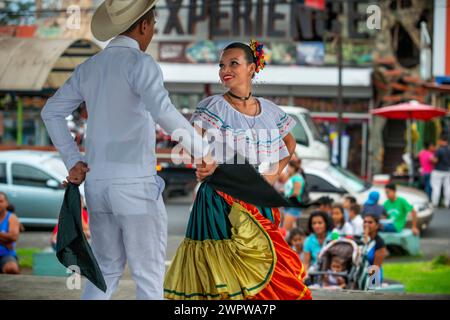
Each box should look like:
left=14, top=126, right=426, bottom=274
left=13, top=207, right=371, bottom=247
left=164, top=202, right=276, bottom=300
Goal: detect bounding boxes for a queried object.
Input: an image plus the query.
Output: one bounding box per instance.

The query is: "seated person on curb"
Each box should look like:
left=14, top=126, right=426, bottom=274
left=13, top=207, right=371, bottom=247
left=303, top=211, right=333, bottom=273
left=362, top=191, right=387, bottom=219
left=349, top=204, right=364, bottom=237
left=0, top=192, right=20, bottom=275
left=331, top=205, right=354, bottom=236
left=382, top=183, right=419, bottom=236
left=316, top=196, right=334, bottom=228
left=317, top=196, right=333, bottom=215
left=286, top=228, right=306, bottom=261
left=343, top=195, right=357, bottom=222
left=363, top=214, right=388, bottom=284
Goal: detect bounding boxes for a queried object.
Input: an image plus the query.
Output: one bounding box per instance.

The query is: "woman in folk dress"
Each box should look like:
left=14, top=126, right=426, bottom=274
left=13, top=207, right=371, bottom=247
left=164, top=41, right=312, bottom=300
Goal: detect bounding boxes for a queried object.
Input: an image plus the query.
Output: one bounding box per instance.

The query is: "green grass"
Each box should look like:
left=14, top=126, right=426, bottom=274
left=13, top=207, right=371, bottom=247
left=15, top=248, right=41, bottom=269
left=384, top=255, right=450, bottom=295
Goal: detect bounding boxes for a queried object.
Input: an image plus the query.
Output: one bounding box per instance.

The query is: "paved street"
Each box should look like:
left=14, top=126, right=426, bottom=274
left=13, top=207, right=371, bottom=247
left=1, top=274, right=449, bottom=300
left=416, top=207, right=450, bottom=261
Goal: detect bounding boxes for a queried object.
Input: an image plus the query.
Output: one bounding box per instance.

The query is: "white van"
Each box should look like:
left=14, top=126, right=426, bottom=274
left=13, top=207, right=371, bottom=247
left=281, top=106, right=329, bottom=161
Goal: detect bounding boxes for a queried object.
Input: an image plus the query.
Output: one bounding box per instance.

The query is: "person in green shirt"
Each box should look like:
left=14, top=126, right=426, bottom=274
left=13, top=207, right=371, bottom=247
left=382, top=183, right=419, bottom=236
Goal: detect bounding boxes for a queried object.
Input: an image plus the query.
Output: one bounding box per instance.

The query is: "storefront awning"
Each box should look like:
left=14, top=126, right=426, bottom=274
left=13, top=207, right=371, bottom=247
left=0, top=37, right=101, bottom=92
left=159, top=63, right=373, bottom=87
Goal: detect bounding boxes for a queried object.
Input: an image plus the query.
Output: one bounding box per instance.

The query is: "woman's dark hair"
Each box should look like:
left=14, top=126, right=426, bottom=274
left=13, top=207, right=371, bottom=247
left=223, top=42, right=257, bottom=77
left=344, top=195, right=357, bottom=205
left=364, top=213, right=380, bottom=225
left=349, top=204, right=361, bottom=216
left=317, top=196, right=333, bottom=207
left=288, top=159, right=300, bottom=172
left=0, top=191, right=8, bottom=203
left=331, top=204, right=345, bottom=226
left=0, top=192, right=13, bottom=213
left=286, top=228, right=306, bottom=245
left=307, top=210, right=332, bottom=235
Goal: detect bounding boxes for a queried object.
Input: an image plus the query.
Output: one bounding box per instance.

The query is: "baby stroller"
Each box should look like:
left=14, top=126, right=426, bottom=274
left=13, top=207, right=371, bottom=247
left=308, top=237, right=364, bottom=290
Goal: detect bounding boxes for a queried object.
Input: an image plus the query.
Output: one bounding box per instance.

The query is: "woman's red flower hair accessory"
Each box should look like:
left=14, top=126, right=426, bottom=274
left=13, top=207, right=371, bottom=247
left=249, top=39, right=266, bottom=73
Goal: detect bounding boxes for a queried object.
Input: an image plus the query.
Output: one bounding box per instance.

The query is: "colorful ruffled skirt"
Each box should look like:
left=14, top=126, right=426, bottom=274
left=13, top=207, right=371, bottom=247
left=164, top=182, right=312, bottom=300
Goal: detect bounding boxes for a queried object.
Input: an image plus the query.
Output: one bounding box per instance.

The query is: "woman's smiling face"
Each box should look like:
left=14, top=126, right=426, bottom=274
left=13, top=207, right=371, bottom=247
left=219, top=48, right=255, bottom=89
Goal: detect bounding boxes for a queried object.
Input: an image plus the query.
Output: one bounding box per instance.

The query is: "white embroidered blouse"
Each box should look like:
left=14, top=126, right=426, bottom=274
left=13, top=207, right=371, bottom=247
left=190, top=94, right=296, bottom=173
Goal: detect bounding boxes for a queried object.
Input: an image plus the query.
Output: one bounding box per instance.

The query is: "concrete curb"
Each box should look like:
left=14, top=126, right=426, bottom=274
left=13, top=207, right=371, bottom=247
left=1, top=274, right=449, bottom=300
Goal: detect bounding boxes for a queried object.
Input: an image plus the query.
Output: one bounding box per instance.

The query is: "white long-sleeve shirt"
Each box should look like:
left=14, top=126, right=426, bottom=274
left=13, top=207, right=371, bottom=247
left=41, top=35, right=209, bottom=180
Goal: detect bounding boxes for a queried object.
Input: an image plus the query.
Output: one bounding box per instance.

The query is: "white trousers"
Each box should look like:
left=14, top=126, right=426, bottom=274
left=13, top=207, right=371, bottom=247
left=81, top=175, right=167, bottom=300
left=431, top=170, right=450, bottom=207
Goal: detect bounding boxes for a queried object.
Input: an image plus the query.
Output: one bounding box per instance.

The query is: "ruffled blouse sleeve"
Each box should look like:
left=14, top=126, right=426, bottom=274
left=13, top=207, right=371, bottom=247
left=189, top=96, right=224, bottom=131
left=262, top=99, right=297, bottom=139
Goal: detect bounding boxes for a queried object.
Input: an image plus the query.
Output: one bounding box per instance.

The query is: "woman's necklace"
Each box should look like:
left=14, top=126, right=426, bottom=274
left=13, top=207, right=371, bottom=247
left=226, top=93, right=260, bottom=130
left=226, top=92, right=261, bottom=169
left=227, top=90, right=252, bottom=101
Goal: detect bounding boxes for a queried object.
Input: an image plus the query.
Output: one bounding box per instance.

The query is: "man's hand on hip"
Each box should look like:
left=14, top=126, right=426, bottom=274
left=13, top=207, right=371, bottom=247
left=64, top=161, right=89, bottom=186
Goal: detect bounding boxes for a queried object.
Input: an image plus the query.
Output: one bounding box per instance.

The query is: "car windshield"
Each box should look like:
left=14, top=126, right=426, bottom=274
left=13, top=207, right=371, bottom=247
left=327, top=165, right=370, bottom=193
left=289, top=114, right=309, bottom=146
left=42, top=156, right=67, bottom=178
left=302, top=113, right=323, bottom=142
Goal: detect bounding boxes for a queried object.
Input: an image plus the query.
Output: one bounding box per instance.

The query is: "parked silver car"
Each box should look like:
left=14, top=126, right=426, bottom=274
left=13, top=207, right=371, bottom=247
left=0, top=150, right=80, bottom=227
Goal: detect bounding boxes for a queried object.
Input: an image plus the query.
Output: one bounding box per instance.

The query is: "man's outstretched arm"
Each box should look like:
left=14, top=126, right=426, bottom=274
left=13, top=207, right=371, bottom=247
left=41, top=66, right=87, bottom=183
left=130, top=55, right=211, bottom=162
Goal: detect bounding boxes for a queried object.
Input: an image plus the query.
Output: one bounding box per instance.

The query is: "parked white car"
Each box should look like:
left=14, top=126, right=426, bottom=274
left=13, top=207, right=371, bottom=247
left=302, top=160, right=434, bottom=231
left=281, top=106, right=329, bottom=161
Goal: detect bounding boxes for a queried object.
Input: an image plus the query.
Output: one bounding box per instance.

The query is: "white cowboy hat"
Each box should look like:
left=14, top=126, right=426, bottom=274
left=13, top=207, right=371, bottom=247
left=91, top=0, right=159, bottom=41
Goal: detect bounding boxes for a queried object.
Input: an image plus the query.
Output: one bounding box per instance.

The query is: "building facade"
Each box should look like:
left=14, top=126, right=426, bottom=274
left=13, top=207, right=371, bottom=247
left=1, top=0, right=447, bottom=180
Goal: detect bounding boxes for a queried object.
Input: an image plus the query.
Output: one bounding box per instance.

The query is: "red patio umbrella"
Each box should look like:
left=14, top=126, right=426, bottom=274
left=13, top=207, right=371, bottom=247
left=371, top=101, right=448, bottom=184
left=371, top=100, right=447, bottom=120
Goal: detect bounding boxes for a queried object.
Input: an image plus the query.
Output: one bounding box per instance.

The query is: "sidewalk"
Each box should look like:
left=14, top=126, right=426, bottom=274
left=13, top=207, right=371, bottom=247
left=1, top=275, right=449, bottom=300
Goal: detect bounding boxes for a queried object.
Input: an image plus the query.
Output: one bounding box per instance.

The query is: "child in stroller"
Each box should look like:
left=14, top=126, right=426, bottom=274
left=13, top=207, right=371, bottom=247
left=323, top=256, right=346, bottom=289
left=307, top=238, right=361, bottom=290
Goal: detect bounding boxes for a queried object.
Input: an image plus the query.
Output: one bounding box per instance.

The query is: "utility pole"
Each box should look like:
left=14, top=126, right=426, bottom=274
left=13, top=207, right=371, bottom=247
left=337, top=20, right=344, bottom=167
left=35, top=0, right=42, bottom=19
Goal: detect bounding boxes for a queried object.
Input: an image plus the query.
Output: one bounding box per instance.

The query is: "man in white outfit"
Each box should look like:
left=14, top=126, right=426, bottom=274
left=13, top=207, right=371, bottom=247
left=431, top=135, right=450, bottom=208
left=41, top=0, right=216, bottom=299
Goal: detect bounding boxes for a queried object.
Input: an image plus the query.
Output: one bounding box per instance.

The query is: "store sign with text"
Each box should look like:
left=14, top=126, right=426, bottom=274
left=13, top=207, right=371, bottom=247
left=154, top=0, right=373, bottom=41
